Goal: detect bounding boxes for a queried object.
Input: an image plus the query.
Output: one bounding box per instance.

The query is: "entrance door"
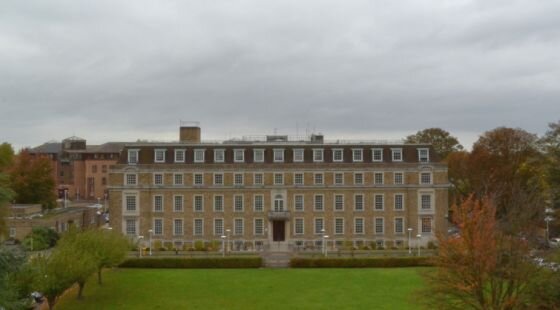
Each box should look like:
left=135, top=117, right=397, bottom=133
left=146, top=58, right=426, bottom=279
left=272, top=221, right=285, bottom=241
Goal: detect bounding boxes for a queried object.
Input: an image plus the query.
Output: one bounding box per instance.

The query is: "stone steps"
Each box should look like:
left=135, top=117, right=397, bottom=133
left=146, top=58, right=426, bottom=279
left=262, top=252, right=292, bottom=268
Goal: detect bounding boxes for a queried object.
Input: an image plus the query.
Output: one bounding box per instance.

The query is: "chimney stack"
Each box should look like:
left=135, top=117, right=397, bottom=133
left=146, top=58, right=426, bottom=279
left=179, top=124, right=201, bottom=143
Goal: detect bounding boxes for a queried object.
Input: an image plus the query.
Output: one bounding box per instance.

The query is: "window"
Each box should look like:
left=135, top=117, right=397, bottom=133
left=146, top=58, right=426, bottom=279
left=9, top=227, right=16, bottom=238
left=333, top=149, right=344, bottom=162
left=125, top=195, right=136, bottom=212
left=421, top=194, right=432, bottom=210
left=274, top=173, right=283, bottom=185
left=295, top=218, right=304, bottom=235
left=194, top=149, right=205, bottom=163
left=293, top=149, right=304, bottom=162
left=418, top=148, right=430, bottom=163
left=253, top=149, right=264, bottom=163
left=125, top=174, right=137, bottom=185
left=214, top=219, right=224, bottom=235
left=154, top=149, right=166, bottom=163
left=314, top=173, right=323, bottom=185
left=174, top=149, right=185, bottom=162
left=154, top=173, right=163, bottom=185
left=174, top=195, right=183, bottom=212
left=334, top=194, right=344, bottom=211
left=128, top=149, right=139, bottom=164
left=354, top=173, right=363, bottom=185
left=194, top=173, right=203, bottom=185
left=214, top=149, right=225, bottom=163
left=234, top=173, right=244, bottom=186
left=214, top=195, right=224, bottom=212
left=154, top=195, right=163, bottom=212
left=395, top=218, right=404, bottom=234
left=352, top=149, right=363, bottom=162
left=234, top=195, right=244, bottom=212
left=102, top=165, right=107, bottom=173
left=174, top=219, right=183, bottom=235
left=334, top=173, right=344, bottom=185
left=394, top=172, right=404, bottom=185
left=394, top=194, right=404, bottom=210
left=374, top=172, right=384, bottom=185
left=254, top=195, right=264, bottom=212
left=422, top=217, right=432, bottom=233
left=194, top=219, right=203, bottom=236
left=254, top=218, right=264, bottom=235
left=126, top=219, right=137, bottom=235
left=274, top=194, right=284, bottom=212
left=392, top=148, right=403, bottom=161
left=234, top=218, right=244, bottom=235
left=234, top=149, right=245, bottom=162
left=314, top=194, right=324, bottom=211
left=102, top=177, right=107, bottom=185
left=420, top=172, right=432, bottom=184
left=92, top=165, right=97, bottom=173
left=153, top=219, right=163, bottom=235
left=355, top=218, right=364, bottom=234
left=354, top=194, right=364, bottom=211
left=374, top=194, right=384, bottom=210
left=174, top=173, right=183, bottom=185
left=193, top=195, right=203, bottom=212
left=214, top=173, right=224, bottom=185
left=335, top=218, right=344, bottom=235
left=294, top=173, right=304, bottom=185
left=294, top=195, right=304, bottom=211
left=372, top=148, right=383, bottom=162
left=314, top=218, right=324, bottom=234
left=375, top=217, right=384, bottom=234
left=273, top=149, right=284, bottom=162
left=254, top=173, right=263, bottom=185
left=313, top=149, right=324, bottom=162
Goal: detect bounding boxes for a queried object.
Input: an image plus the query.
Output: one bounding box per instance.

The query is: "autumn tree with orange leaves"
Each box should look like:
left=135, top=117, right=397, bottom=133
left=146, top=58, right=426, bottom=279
left=422, top=195, right=535, bottom=310
left=9, top=150, right=56, bottom=209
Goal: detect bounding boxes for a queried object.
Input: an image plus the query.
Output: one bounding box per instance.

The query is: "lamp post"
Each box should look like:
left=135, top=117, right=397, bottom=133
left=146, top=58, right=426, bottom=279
left=407, top=228, right=413, bottom=255
left=64, top=189, right=68, bottom=208
left=321, top=228, right=325, bottom=255
left=221, top=235, right=226, bottom=257
left=545, top=216, right=554, bottom=242
left=138, top=235, right=144, bottom=258
left=416, top=234, right=421, bottom=256
left=324, top=235, right=329, bottom=257
left=226, top=229, right=231, bottom=256
left=148, top=229, right=153, bottom=256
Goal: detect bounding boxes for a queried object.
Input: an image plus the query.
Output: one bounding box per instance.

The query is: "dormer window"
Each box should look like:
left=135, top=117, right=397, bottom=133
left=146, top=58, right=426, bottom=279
left=234, top=149, right=245, bottom=163
left=273, top=149, right=284, bottom=162
left=194, top=149, right=205, bottom=163
left=333, top=149, right=344, bottom=162
left=313, top=149, right=324, bottom=162
left=174, top=149, right=185, bottom=163
left=214, top=149, right=225, bottom=163
left=293, top=149, right=304, bottom=162
left=418, top=148, right=430, bottom=163
left=391, top=148, right=403, bottom=162
left=352, top=149, right=362, bottom=162
left=372, top=148, right=383, bottom=162
left=128, top=149, right=139, bottom=164
left=154, top=149, right=166, bottom=163
left=253, top=149, right=264, bottom=163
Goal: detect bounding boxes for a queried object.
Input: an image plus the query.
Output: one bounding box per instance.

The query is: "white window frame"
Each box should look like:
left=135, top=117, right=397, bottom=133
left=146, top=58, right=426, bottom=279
left=253, top=173, right=264, bottom=185
left=214, top=149, right=225, bottom=163
left=352, top=149, right=363, bottom=162
left=214, top=218, right=224, bottom=235
left=125, top=218, right=137, bottom=235
left=314, top=217, right=324, bottom=234
left=125, top=173, right=137, bottom=186
left=314, top=172, right=324, bottom=185
left=293, top=195, right=304, bottom=212
left=354, top=217, right=365, bottom=234
left=391, top=148, right=403, bottom=162
left=332, top=148, right=344, bottom=162
left=394, top=217, right=404, bottom=234
left=234, top=149, right=245, bottom=163
left=154, top=149, right=166, bottom=163
left=234, top=194, right=244, bottom=212
left=421, top=217, right=433, bottom=234
left=394, top=193, right=405, bottom=211
left=234, top=218, right=244, bottom=235
left=193, top=218, right=204, bottom=236
left=372, top=148, right=383, bottom=162
left=194, top=149, right=205, bottom=163
left=173, top=218, right=184, bottom=236
left=334, top=194, right=344, bottom=211
left=153, top=195, right=164, bottom=212
left=313, top=149, right=324, bottom=162
left=294, top=218, right=305, bottom=235
left=273, top=173, right=284, bottom=185
left=123, top=192, right=138, bottom=215
left=193, top=195, right=204, bottom=212
left=334, top=218, right=344, bottom=235
left=253, top=149, right=265, bottom=163
left=354, top=172, right=364, bottom=185
left=375, top=217, right=384, bottom=235
left=174, top=149, right=186, bottom=163
left=254, top=194, right=264, bottom=212
left=354, top=194, right=364, bottom=211
left=314, top=194, right=324, bottom=211
left=173, top=195, right=184, bottom=212
left=293, top=149, right=304, bottom=162
left=254, top=218, right=264, bottom=235
left=153, top=173, right=164, bottom=186
left=173, top=173, right=184, bottom=186
left=128, top=149, right=139, bottom=164
left=193, top=173, right=204, bottom=185
left=374, top=172, right=384, bottom=185
left=9, top=227, right=16, bottom=238
left=214, top=173, right=224, bottom=185
left=234, top=173, right=244, bottom=186
left=273, top=149, right=284, bottom=163
left=394, top=171, right=404, bottom=185
left=419, top=192, right=434, bottom=211
left=294, top=172, right=304, bottom=185
left=374, top=194, right=384, bottom=211
left=334, top=172, right=344, bottom=185
left=418, top=148, right=430, bottom=163
left=420, top=172, right=432, bottom=185
left=153, top=218, right=163, bottom=235
left=213, top=195, right=224, bottom=212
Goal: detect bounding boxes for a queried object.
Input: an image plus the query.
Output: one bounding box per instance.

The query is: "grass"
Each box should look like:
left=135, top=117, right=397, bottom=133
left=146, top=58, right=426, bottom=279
left=57, top=268, right=429, bottom=310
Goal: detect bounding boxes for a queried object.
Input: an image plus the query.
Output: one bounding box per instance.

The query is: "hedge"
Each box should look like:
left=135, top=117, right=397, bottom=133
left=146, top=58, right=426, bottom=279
left=119, top=257, right=263, bottom=268
left=290, top=257, right=433, bottom=268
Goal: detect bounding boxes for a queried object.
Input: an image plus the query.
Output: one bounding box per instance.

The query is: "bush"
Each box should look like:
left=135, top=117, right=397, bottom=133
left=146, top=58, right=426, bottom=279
left=290, top=257, right=433, bottom=268
left=119, top=257, right=263, bottom=268
left=427, top=241, right=438, bottom=249
left=22, top=227, right=59, bottom=251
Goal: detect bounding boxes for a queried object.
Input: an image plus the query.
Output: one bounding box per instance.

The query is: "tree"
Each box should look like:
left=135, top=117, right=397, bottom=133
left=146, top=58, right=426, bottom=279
left=0, top=173, right=15, bottom=237
left=0, top=142, right=14, bottom=172
left=9, top=150, right=56, bottom=209
left=540, top=120, right=560, bottom=235
left=0, top=247, right=28, bottom=310
left=422, top=195, right=535, bottom=309
left=405, top=128, right=463, bottom=159
left=22, top=227, right=59, bottom=251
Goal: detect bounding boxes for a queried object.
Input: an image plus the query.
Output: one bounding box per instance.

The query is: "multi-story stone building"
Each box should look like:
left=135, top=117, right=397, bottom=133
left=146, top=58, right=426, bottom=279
left=30, top=137, right=125, bottom=201
left=109, top=126, right=448, bottom=251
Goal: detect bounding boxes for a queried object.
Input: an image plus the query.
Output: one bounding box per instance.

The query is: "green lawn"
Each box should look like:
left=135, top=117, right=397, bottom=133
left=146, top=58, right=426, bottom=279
left=57, top=268, right=428, bottom=310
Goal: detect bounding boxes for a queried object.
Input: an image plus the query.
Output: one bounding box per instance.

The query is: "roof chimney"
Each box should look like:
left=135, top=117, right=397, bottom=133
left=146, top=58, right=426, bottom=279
left=179, top=122, right=201, bottom=143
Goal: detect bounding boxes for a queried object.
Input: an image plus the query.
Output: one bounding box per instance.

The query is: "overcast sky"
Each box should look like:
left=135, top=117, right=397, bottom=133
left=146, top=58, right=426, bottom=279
left=1, top=0, right=559, bottom=150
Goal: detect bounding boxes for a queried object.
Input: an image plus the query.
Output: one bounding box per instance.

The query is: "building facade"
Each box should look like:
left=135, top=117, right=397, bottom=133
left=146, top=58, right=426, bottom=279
left=109, top=126, right=448, bottom=251
left=29, top=137, right=125, bottom=201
